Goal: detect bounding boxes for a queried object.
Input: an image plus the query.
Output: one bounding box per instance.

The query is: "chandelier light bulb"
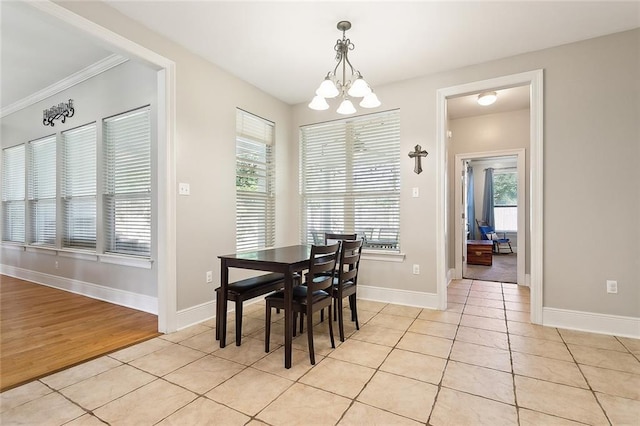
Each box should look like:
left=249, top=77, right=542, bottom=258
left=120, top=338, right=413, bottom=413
left=337, top=98, right=356, bottom=115
left=308, top=95, right=330, bottom=110
left=316, top=77, right=340, bottom=98
left=360, top=91, right=381, bottom=108
left=347, top=76, right=371, bottom=98
left=477, top=91, right=497, bottom=106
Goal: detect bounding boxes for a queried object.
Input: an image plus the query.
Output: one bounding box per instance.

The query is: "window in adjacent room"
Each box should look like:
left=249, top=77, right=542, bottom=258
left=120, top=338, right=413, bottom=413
left=235, top=109, right=275, bottom=252
left=300, top=110, right=401, bottom=250
left=1, top=144, right=26, bottom=243
left=493, top=169, right=517, bottom=232
left=28, top=135, right=57, bottom=246
left=103, top=107, right=152, bottom=257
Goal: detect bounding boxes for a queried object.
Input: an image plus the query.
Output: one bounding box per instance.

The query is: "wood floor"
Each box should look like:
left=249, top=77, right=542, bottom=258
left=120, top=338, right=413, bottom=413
left=0, top=275, right=160, bottom=392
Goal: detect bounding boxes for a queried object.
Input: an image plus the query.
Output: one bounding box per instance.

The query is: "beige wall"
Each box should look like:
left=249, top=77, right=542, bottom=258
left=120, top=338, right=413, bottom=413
left=30, top=3, right=640, bottom=321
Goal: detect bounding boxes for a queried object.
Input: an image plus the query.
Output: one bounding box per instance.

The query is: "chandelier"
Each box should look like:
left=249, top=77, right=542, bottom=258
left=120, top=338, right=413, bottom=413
left=308, top=21, right=381, bottom=115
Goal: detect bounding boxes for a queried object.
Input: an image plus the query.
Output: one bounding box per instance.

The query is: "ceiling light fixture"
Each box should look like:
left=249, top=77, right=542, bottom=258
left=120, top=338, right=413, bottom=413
left=477, top=91, right=497, bottom=106
left=309, top=21, right=381, bottom=115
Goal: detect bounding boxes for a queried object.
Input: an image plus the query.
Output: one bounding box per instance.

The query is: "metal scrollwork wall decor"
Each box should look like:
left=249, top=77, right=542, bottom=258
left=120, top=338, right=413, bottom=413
left=43, top=99, right=74, bottom=127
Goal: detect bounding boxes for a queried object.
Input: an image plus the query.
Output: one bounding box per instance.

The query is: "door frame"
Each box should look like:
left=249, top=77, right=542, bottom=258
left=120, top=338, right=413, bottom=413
left=436, top=70, right=543, bottom=324
left=454, top=150, right=526, bottom=286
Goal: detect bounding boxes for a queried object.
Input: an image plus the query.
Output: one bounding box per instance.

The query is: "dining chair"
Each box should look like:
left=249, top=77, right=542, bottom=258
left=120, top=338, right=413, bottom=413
left=324, top=232, right=357, bottom=244
left=332, top=238, right=364, bottom=341
left=264, top=242, right=341, bottom=365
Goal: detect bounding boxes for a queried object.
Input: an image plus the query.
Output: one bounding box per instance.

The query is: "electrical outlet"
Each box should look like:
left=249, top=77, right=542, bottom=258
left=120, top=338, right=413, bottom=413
left=606, top=280, right=617, bottom=294
left=206, top=271, right=213, bottom=283
left=412, top=264, right=420, bottom=275
left=178, top=182, right=190, bottom=195
left=412, top=187, right=419, bottom=198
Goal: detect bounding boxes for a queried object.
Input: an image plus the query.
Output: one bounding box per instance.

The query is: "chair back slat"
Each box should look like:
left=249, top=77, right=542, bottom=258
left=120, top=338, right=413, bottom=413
left=337, top=239, right=363, bottom=287
left=324, top=232, right=357, bottom=245
left=306, top=242, right=340, bottom=294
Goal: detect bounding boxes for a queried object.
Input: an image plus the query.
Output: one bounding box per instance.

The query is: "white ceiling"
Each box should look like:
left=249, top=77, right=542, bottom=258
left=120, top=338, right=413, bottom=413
left=2, top=1, right=639, bottom=118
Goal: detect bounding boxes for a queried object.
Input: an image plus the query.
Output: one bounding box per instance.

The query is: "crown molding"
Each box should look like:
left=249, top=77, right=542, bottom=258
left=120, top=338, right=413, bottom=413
left=0, top=53, right=128, bottom=118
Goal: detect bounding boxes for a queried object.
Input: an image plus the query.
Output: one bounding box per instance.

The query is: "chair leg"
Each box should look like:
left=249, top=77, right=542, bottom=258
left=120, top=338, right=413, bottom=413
left=337, top=297, right=345, bottom=342
left=351, top=294, right=360, bottom=330
left=265, top=302, right=271, bottom=353
left=320, top=308, right=324, bottom=323
left=235, top=300, right=243, bottom=346
left=307, top=308, right=315, bottom=365
left=215, top=288, right=221, bottom=340
left=327, top=305, right=335, bottom=349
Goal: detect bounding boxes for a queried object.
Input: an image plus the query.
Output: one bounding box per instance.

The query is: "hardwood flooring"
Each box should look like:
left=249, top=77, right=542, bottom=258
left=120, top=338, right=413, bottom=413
left=0, top=275, right=160, bottom=392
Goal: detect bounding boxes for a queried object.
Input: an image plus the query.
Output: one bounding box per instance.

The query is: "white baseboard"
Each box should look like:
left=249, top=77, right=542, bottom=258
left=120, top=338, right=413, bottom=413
left=1, top=265, right=157, bottom=314
left=177, top=300, right=216, bottom=331
left=358, top=284, right=439, bottom=309
left=447, top=268, right=456, bottom=282
left=543, top=307, right=640, bottom=339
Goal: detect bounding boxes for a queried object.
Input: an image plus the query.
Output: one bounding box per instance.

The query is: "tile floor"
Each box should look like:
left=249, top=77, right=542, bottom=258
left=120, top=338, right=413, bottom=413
left=2, top=279, right=639, bottom=425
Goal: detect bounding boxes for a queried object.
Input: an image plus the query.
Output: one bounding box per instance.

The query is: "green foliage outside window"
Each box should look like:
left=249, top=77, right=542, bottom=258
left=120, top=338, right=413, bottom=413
left=493, top=172, right=517, bottom=205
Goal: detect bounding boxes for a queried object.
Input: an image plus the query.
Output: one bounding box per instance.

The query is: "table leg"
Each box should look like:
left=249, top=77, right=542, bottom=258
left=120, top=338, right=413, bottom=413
left=284, top=270, right=293, bottom=368
left=219, top=260, right=229, bottom=348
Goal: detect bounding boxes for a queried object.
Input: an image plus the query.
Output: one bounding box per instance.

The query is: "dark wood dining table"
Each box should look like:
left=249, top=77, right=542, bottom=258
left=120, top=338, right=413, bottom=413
left=218, top=245, right=312, bottom=368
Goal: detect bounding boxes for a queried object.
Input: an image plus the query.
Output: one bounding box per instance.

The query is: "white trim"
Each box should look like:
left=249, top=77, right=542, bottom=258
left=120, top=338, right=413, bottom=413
left=0, top=265, right=158, bottom=314
left=358, top=284, right=439, bottom=309
left=437, top=69, right=544, bottom=322
left=99, top=254, right=153, bottom=269
left=543, top=307, right=640, bottom=339
left=0, top=54, right=128, bottom=118
left=30, top=1, right=177, bottom=333
left=447, top=268, right=456, bottom=282
left=361, top=251, right=405, bottom=263
left=454, top=148, right=526, bottom=286
left=177, top=300, right=215, bottom=331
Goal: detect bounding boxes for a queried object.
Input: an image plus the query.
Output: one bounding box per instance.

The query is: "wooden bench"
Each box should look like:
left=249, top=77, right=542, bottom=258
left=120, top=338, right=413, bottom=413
left=215, top=272, right=285, bottom=346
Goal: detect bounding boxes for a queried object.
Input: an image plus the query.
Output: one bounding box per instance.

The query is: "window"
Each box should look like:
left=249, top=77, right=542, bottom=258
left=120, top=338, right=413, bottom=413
left=2, top=144, right=25, bottom=243
left=103, top=107, right=151, bottom=257
left=235, top=109, right=275, bottom=252
left=493, top=170, right=517, bottom=232
left=28, top=136, right=57, bottom=246
left=300, top=110, right=401, bottom=250
left=62, top=124, right=97, bottom=249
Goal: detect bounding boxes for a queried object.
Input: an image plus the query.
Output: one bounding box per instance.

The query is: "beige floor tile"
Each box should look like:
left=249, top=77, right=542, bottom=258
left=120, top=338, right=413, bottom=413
left=418, top=309, right=461, bottom=325
left=130, top=343, right=205, bottom=376
left=618, top=336, right=640, bottom=355
left=512, top=352, right=588, bottom=388
left=66, top=413, right=110, bottom=426
left=430, top=387, right=518, bottom=426
left=447, top=302, right=465, bottom=312
left=518, top=408, right=586, bottom=426
left=596, top=392, right=640, bottom=426
left=408, top=318, right=458, bottom=339
left=450, top=341, right=512, bottom=372
left=349, top=323, right=405, bottom=346
left=447, top=287, right=469, bottom=296
left=206, top=367, right=293, bottom=416
left=569, top=344, right=640, bottom=374
left=357, top=300, right=387, bottom=313
left=59, top=364, right=156, bottom=410
left=442, top=360, right=515, bottom=404
left=396, top=331, right=453, bottom=359
left=0, top=381, right=53, bottom=414
left=299, top=357, right=375, bottom=398
left=163, top=355, right=245, bottom=394
left=471, top=280, right=503, bottom=291
left=366, top=313, right=415, bottom=331
left=469, top=290, right=504, bottom=300
left=380, top=348, right=447, bottom=384
left=354, top=307, right=377, bottom=325
left=580, top=365, right=640, bottom=400
left=290, top=325, right=341, bottom=357
left=40, top=356, right=122, bottom=390
left=0, top=392, right=86, bottom=425
left=178, top=329, right=219, bottom=353
left=251, top=320, right=285, bottom=347
left=328, top=338, right=392, bottom=368
left=380, top=304, right=422, bottom=318
left=509, top=334, right=574, bottom=361
left=357, top=371, right=438, bottom=422
left=507, top=321, right=562, bottom=341
left=109, top=336, right=174, bottom=363
left=455, top=325, right=510, bottom=350
left=559, top=329, right=628, bottom=352
left=505, top=309, right=531, bottom=323
left=503, top=293, right=530, bottom=303
left=253, top=347, right=318, bottom=380
left=238, top=316, right=268, bottom=337
left=447, top=294, right=468, bottom=304
left=463, top=304, right=506, bottom=320
left=466, top=296, right=505, bottom=309
left=515, top=375, right=609, bottom=425
left=505, top=301, right=530, bottom=312
left=161, top=324, right=213, bottom=343
left=339, top=401, right=423, bottom=425
left=214, top=336, right=271, bottom=366
left=157, top=396, right=250, bottom=425
left=461, top=314, right=507, bottom=333
left=93, top=379, right=196, bottom=425
left=258, top=382, right=351, bottom=426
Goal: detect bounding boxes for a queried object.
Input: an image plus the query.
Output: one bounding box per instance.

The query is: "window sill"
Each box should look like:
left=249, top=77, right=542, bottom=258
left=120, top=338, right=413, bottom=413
left=361, top=250, right=405, bottom=263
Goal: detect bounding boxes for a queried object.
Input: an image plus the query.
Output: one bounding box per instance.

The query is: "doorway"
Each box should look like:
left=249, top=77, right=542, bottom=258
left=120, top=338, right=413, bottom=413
left=436, top=70, right=544, bottom=324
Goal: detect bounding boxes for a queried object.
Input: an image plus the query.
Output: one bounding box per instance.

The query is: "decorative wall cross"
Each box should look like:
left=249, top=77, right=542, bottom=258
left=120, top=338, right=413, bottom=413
left=408, top=144, right=428, bottom=174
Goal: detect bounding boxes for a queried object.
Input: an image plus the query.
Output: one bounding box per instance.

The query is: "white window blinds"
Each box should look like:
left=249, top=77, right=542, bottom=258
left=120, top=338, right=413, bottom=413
left=103, top=107, right=151, bottom=257
left=62, top=124, right=97, bottom=249
left=2, top=144, right=26, bottom=243
left=28, top=136, right=57, bottom=246
left=236, top=109, right=275, bottom=252
left=300, top=110, right=401, bottom=250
